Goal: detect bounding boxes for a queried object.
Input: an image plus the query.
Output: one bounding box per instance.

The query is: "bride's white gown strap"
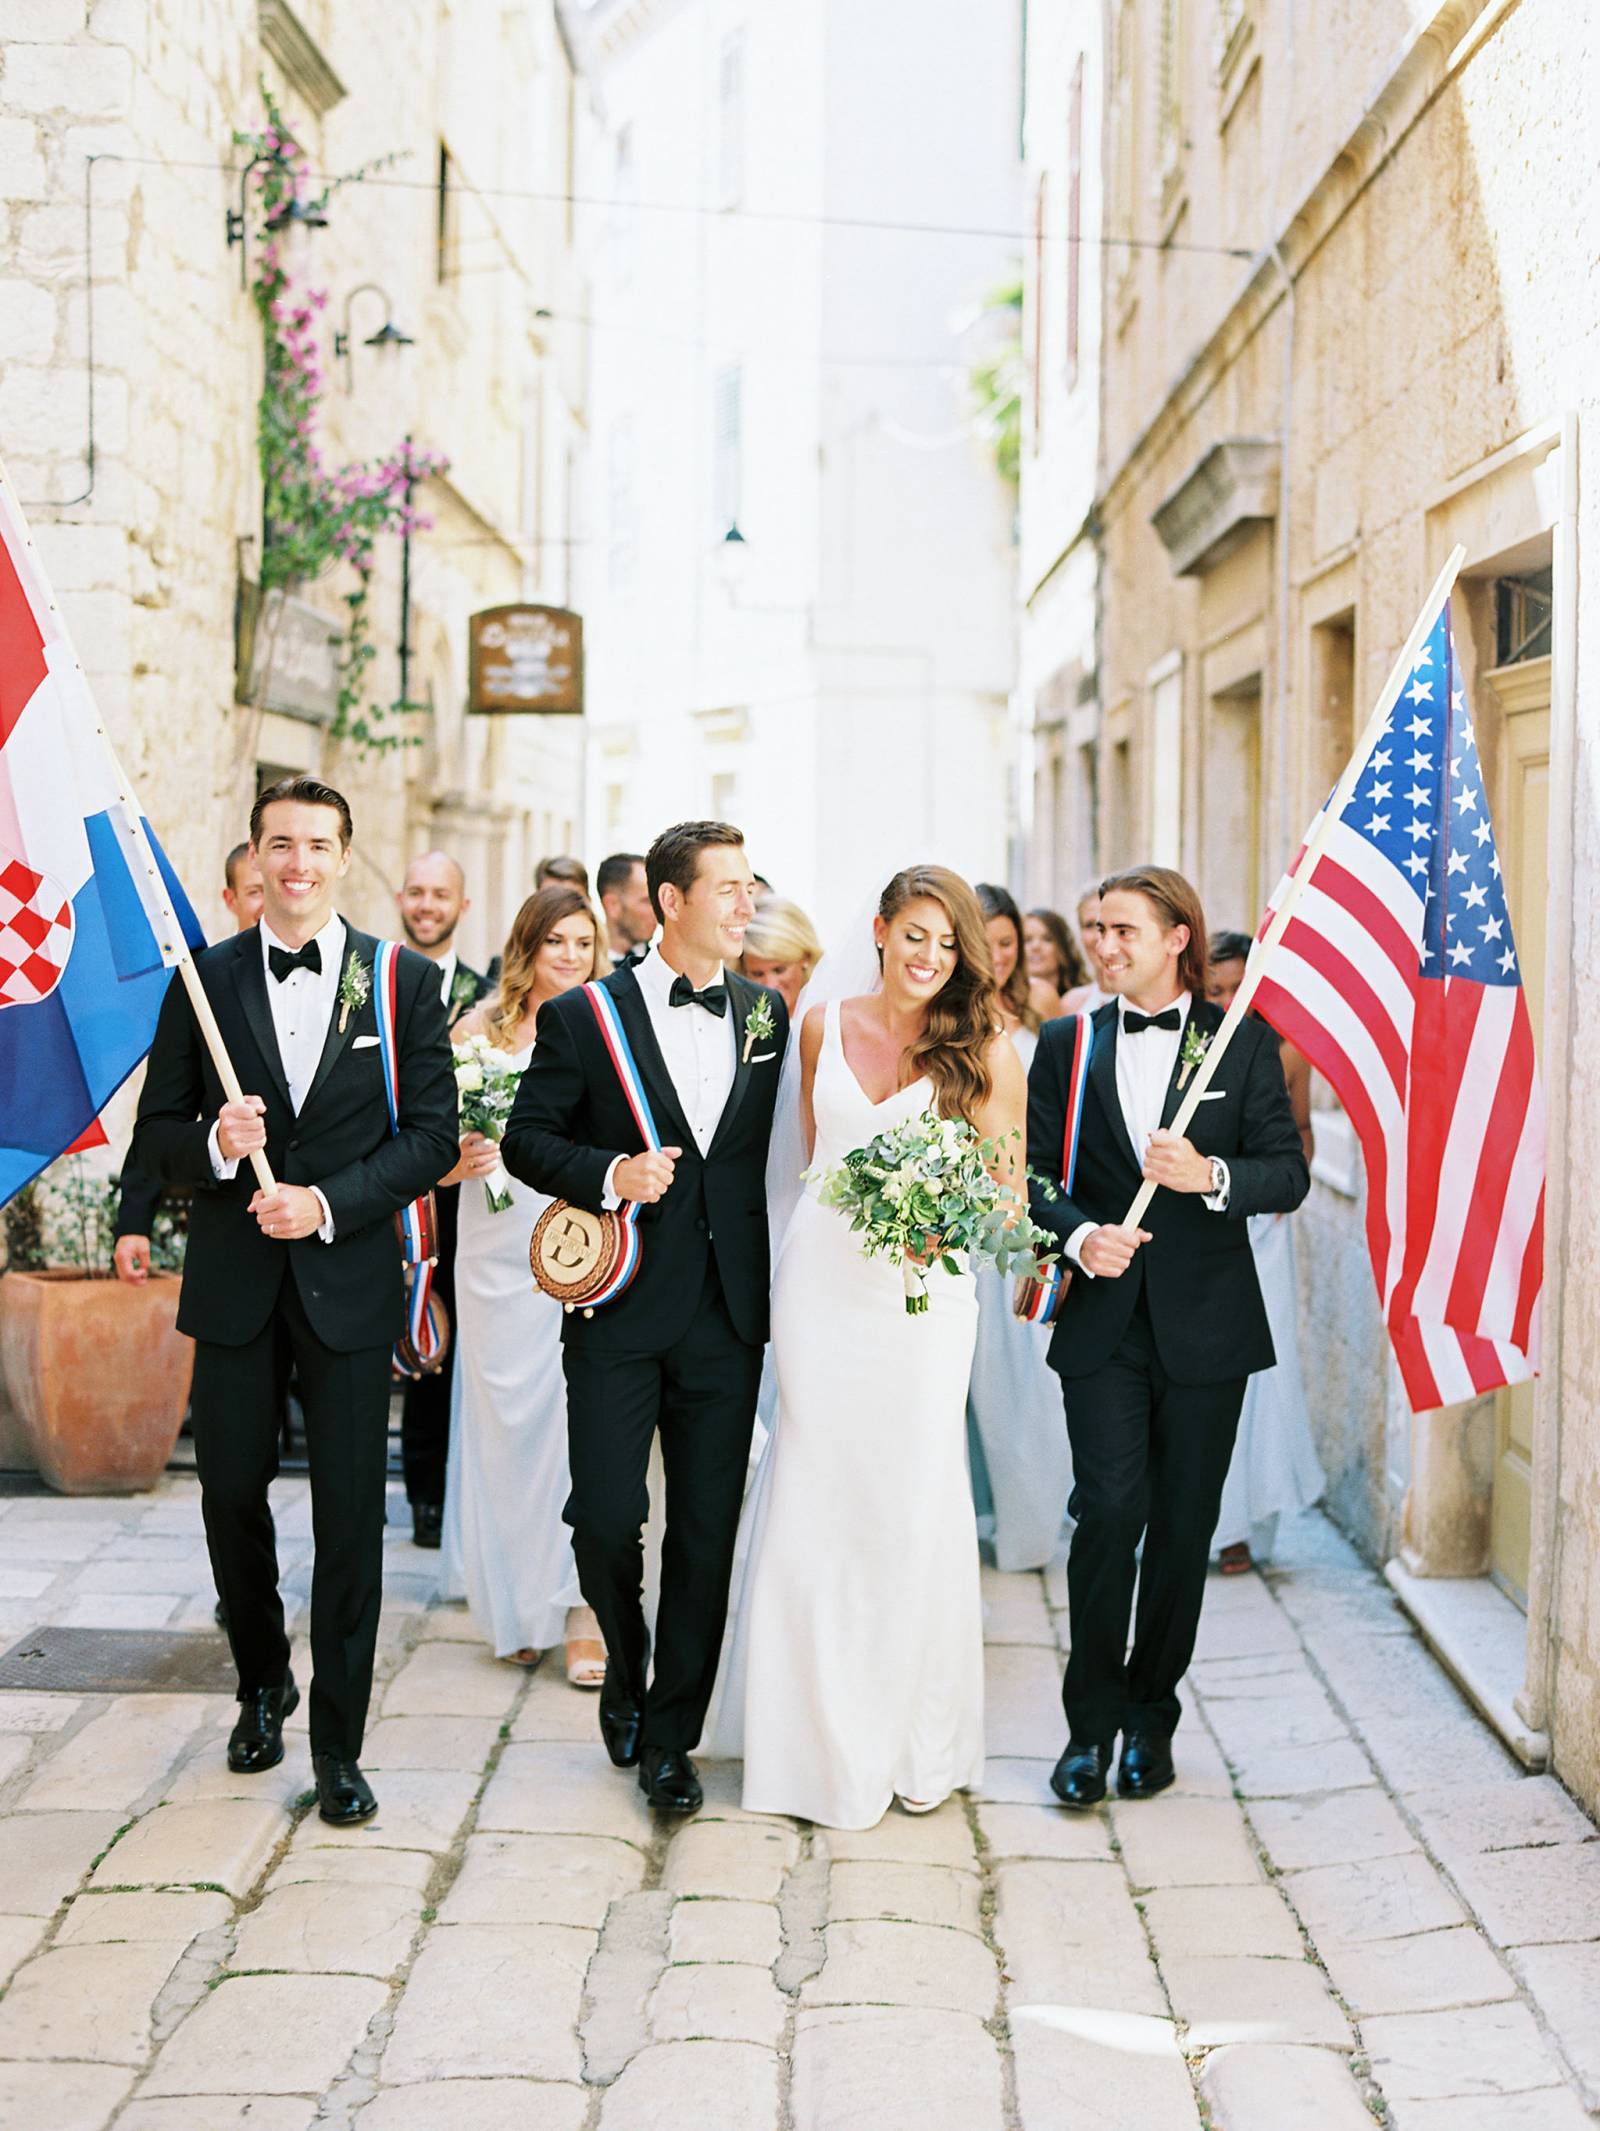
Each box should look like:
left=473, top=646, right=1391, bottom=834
left=723, top=997, right=985, bottom=1830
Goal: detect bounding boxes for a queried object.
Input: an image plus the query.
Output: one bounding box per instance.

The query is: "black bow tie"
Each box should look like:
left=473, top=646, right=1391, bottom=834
left=1124, top=1007, right=1181, bottom=1035
left=668, top=975, right=728, bottom=1018
left=268, top=939, right=322, bottom=983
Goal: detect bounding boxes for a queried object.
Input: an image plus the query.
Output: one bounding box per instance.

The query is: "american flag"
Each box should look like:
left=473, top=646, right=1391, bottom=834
left=1253, top=596, right=1544, bottom=1413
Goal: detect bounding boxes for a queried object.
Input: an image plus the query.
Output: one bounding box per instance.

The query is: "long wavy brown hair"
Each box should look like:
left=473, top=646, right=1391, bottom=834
left=487, top=885, right=599, bottom=1047
left=878, top=866, right=998, bottom=1125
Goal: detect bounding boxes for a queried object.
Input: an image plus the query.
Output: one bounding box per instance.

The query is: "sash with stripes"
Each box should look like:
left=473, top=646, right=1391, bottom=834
left=1017, top=1013, right=1096, bottom=1326
left=574, top=977, right=663, bottom=1309
left=373, top=941, right=447, bottom=1374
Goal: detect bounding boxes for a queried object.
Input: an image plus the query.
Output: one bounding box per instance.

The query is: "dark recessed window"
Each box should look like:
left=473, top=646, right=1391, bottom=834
left=1494, top=566, right=1552, bottom=665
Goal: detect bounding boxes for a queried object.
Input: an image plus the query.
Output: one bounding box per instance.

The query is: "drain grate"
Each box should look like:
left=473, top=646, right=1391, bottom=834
left=0, top=1626, right=238, bottom=1695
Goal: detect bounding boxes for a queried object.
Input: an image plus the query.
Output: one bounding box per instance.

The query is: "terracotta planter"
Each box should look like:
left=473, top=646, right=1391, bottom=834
left=0, top=1270, right=194, bottom=1495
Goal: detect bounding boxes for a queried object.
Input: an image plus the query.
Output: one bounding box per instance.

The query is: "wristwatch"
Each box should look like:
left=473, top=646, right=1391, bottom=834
left=1208, top=1157, right=1227, bottom=1199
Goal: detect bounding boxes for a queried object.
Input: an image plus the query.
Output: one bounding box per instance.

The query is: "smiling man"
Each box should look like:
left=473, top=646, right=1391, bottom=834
left=1025, top=866, right=1309, bottom=1810
left=132, top=774, right=457, bottom=1828
left=502, top=820, right=788, bottom=1816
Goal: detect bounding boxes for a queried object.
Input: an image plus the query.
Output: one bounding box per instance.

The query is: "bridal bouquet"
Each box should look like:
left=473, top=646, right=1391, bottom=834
left=813, top=1109, right=1057, bottom=1315
left=452, top=1035, right=523, bottom=1213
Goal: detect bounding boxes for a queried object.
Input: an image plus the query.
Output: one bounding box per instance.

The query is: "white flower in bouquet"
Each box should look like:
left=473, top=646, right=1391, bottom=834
left=452, top=1034, right=524, bottom=1213
left=810, top=1106, right=1057, bottom=1316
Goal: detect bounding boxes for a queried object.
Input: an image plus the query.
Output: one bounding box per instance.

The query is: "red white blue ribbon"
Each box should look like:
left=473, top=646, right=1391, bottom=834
left=1022, top=1013, right=1096, bottom=1325
left=578, top=979, right=660, bottom=1309
left=372, top=940, right=444, bottom=1370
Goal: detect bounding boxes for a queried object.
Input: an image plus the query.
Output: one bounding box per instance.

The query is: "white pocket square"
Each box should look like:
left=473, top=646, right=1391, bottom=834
left=352, top=1035, right=380, bottom=1049
left=749, top=1051, right=778, bottom=1064
left=1198, top=1088, right=1226, bottom=1102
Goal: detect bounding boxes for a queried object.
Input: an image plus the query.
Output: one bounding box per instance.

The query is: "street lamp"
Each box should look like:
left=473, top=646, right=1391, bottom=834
left=225, top=157, right=328, bottom=289
left=717, top=520, right=750, bottom=599
left=333, top=282, right=415, bottom=392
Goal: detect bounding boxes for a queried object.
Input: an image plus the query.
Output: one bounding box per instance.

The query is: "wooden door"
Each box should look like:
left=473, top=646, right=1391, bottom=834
left=1488, top=663, right=1550, bottom=1608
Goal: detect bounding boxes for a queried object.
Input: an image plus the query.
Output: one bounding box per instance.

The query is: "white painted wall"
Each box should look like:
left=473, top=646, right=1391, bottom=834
left=571, top=0, right=1022, bottom=939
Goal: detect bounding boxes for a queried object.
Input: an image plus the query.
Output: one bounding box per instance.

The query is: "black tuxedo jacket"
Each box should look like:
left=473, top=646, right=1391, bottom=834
left=501, top=962, right=788, bottom=1354
left=132, top=926, right=459, bottom=1352
left=1026, top=998, right=1309, bottom=1384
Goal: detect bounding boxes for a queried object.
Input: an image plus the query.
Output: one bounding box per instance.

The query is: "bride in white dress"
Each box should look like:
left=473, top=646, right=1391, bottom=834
left=440, top=886, right=604, bottom=1681
left=717, top=866, right=1028, bottom=1829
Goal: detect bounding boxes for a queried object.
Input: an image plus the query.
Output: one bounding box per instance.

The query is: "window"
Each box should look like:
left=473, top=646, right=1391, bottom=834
left=436, top=144, right=458, bottom=284
left=713, top=366, right=743, bottom=535
left=1310, top=610, right=1356, bottom=808
left=1108, top=2, right=1137, bottom=307
left=1494, top=567, right=1552, bottom=664
left=1065, top=55, right=1084, bottom=388
left=710, top=768, right=740, bottom=820
left=1147, top=654, right=1183, bottom=866
left=718, top=30, right=746, bottom=208
left=612, top=125, right=638, bottom=286
left=607, top=419, right=637, bottom=597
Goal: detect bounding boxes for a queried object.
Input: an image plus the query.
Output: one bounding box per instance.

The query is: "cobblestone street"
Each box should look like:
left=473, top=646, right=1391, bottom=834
left=0, top=1479, right=1595, bottom=2131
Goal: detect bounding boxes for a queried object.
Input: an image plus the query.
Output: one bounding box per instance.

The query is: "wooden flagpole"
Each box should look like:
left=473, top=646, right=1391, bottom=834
left=0, top=452, right=277, bottom=1196
left=1119, top=541, right=1467, bottom=1232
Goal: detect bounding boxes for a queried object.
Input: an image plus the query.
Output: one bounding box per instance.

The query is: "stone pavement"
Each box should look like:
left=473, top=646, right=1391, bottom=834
left=0, top=1478, right=1596, bottom=2131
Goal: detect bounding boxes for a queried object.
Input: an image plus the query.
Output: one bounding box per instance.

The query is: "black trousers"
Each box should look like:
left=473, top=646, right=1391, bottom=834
left=1056, top=1288, right=1245, bottom=1742
left=400, top=1183, right=460, bottom=1507
left=191, top=1268, right=393, bottom=1758
left=561, top=1259, right=763, bottom=1753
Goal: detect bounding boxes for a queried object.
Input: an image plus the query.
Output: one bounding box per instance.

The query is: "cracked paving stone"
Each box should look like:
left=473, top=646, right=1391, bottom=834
left=1111, top=1795, right=1262, bottom=1888
left=1140, top=1882, right=1304, bottom=1960
left=826, top=1860, right=983, bottom=1933
left=800, top=1918, right=998, bottom=2020
left=0, top=2063, right=133, bottom=2131
left=229, top=1878, right=424, bottom=1977
left=280, top=1768, right=479, bottom=1855
left=1361, top=2001, right=1573, bottom=2101
left=88, top=1799, right=287, bottom=1899
left=669, top=1898, right=782, bottom=1967
left=792, top=2005, right=1004, bottom=2131
left=1318, top=1925, right=1517, bottom=2016
left=1284, top=1851, right=1467, bottom=1944
left=1511, top=1942, right=1600, bottom=2106
left=361, top=1713, right=503, bottom=1769
left=1442, top=1840, right=1600, bottom=1947
left=380, top=1922, right=593, bottom=2083
left=1008, top=2008, right=1199, bottom=2130
left=975, top=1800, right=1112, bottom=1862
left=0, top=1941, right=185, bottom=2064
left=0, top=1917, right=46, bottom=1988
left=377, top=1639, right=522, bottom=1718
left=993, top=1859, right=1165, bottom=2018
left=476, top=1741, right=654, bottom=1843
left=355, top=2082, right=587, bottom=2131
left=16, top=1696, right=212, bottom=1814
left=817, top=1803, right=977, bottom=1872
left=1247, top=1786, right=1418, bottom=1872
left=649, top=1961, right=787, bottom=2045
left=139, top=1973, right=390, bottom=2096
left=54, top=1889, right=233, bottom=1949
left=1199, top=2042, right=1376, bottom=2130
left=581, top=1888, right=674, bottom=2083
left=1382, top=2091, right=1595, bottom=2131
left=599, top=2039, right=779, bottom=2130
left=660, top=1818, right=799, bottom=1900
left=1159, top=1953, right=1352, bottom=2049
left=264, top=1844, right=435, bottom=1896
left=440, top=1829, right=646, bottom=1929
left=116, top=2102, right=318, bottom=2131
left=0, top=1810, right=127, bottom=1915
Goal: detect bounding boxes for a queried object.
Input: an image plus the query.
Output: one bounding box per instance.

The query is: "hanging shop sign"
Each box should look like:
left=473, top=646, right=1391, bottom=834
left=468, top=604, right=584, bottom=715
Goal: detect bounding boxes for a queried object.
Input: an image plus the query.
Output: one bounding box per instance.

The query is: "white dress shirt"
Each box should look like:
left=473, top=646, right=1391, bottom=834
left=1067, top=991, right=1229, bottom=1274
left=601, top=946, right=738, bottom=1202
left=435, top=948, right=458, bottom=1010
left=210, top=913, right=345, bottom=1239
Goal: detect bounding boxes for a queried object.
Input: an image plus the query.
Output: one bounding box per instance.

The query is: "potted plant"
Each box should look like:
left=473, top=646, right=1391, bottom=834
left=0, top=1160, right=193, bottom=1494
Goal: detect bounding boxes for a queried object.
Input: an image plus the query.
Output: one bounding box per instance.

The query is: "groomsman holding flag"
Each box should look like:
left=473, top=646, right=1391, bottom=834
left=1027, top=867, right=1309, bottom=1808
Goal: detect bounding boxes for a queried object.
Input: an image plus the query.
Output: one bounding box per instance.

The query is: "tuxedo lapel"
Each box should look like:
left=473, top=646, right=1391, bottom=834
left=301, top=924, right=365, bottom=1115
left=706, top=972, right=757, bottom=1157
left=230, top=936, right=292, bottom=1112
left=1159, top=998, right=1219, bottom=1130
left=1086, top=1003, right=1142, bottom=1176
left=607, top=964, right=695, bottom=1151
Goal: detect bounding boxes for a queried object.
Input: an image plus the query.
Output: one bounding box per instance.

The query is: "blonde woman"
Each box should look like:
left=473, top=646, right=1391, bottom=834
left=740, top=895, right=823, bottom=1017
left=440, top=887, right=606, bottom=1685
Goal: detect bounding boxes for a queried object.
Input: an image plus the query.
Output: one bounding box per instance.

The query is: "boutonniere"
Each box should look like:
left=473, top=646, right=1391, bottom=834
left=449, top=967, right=478, bottom=1020
left=742, top=992, right=777, bottom=1064
left=1177, top=1021, right=1212, bottom=1091
left=338, top=950, right=371, bottom=1034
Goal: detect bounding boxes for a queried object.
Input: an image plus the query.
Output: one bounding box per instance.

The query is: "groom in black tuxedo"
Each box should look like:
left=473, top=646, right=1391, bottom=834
left=133, top=775, right=457, bottom=1824
left=502, top=820, right=787, bottom=1813
left=1027, top=867, right=1308, bottom=1807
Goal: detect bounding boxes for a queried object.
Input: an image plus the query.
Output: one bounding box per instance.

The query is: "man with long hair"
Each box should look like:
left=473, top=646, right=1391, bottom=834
left=1026, top=867, right=1309, bottom=1807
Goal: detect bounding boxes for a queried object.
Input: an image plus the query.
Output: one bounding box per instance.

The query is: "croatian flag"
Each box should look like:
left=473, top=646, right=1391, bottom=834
left=0, top=472, right=204, bottom=1208
left=1254, top=589, right=1544, bottom=1413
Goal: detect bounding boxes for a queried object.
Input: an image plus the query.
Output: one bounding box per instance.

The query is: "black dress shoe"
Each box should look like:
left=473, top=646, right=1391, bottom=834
left=312, top=1752, right=379, bottom=1825
left=411, top=1502, right=443, bottom=1550
left=599, top=1665, right=644, bottom=1768
left=227, top=1672, right=299, bottom=1773
left=1117, top=1732, right=1176, bottom=1799
left=638, top=1746, right=703, bottom=1813
left=1050, top=1737, right=1113, bottom=1808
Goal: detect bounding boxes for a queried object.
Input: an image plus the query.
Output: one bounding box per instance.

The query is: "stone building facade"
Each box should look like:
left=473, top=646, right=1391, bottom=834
left=0, top=0, right=589, bottom=977
left=1022, top=0, right=1599, bottom=1811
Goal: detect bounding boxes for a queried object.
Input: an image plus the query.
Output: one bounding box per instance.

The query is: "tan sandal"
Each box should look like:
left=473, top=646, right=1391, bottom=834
left=1218, top=1543, right=1253, bottom=1576
left=566, top=1637, right=607, bottom=1689
left=506, top=1647, right=544, bottom=1670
